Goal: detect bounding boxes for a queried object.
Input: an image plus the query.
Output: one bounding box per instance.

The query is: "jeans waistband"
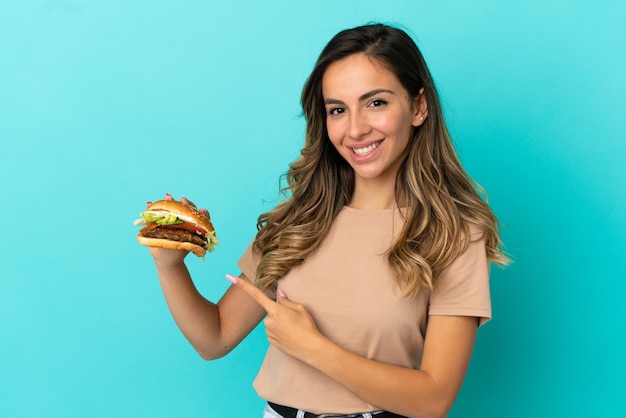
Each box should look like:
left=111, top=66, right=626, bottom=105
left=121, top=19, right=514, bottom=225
left=266, top=402, right=407, bottom=418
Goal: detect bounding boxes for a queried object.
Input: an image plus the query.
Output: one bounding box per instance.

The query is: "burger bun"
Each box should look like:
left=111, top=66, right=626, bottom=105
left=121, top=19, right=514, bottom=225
left=136, top=235, right=206, bottom=257
left=144, top=199, right=214, bottom=233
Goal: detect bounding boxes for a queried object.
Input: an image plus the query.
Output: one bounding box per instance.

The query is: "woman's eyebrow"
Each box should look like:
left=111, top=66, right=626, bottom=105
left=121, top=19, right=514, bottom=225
left=324, top=88, right=396, bottom=105
left=359, top=88, right=395, bottom=101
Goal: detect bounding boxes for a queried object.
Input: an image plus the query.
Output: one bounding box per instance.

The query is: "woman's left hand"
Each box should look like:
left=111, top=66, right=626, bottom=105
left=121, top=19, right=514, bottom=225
left=225, top=274, right=325, bottom=362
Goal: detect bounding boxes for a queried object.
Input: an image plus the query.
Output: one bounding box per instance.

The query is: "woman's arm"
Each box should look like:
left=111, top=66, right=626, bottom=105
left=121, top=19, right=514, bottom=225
left=152, top=247, right=266, bottom=360
left=228, top=275, right=477, bottom=418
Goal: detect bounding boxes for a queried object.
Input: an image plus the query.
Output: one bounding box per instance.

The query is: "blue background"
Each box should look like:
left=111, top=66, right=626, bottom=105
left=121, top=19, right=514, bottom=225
left=1, top=1, right=624, bottom=417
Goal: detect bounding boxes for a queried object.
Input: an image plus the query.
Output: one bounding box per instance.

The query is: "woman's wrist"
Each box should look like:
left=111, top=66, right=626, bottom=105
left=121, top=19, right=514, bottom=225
left=153, top=257, right=191, bottom=283
left=302, top=332, right=337, bottom=370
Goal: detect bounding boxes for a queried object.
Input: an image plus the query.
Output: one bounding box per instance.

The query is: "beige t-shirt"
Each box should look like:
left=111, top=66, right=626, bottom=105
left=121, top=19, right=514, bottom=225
left=237, top=206, right=491, bottom=414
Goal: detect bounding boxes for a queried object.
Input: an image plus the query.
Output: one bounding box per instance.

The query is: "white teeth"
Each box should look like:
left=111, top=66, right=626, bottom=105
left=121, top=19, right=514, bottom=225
left=352, top=141, right=381, bottom=156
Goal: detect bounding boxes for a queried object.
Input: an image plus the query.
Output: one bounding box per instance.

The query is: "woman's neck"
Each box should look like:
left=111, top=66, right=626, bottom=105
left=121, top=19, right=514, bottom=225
left=348, top=178, right=405, bottom=210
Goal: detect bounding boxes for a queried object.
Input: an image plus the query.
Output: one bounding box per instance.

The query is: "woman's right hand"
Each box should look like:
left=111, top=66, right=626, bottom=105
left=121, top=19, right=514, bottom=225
left=149, top=246, right=189, bottom=269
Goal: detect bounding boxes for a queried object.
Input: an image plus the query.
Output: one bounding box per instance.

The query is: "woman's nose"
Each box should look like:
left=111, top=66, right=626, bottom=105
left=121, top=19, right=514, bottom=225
left=348, top=110, right=371, bottom=139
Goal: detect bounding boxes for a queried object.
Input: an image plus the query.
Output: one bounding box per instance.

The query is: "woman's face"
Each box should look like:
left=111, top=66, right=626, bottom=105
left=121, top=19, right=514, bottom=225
left=322, top=53, right=427, bottom=185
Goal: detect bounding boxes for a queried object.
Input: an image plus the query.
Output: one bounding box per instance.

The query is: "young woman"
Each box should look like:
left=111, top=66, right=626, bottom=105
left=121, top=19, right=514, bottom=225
left=146, top=24, right=508, bottom=418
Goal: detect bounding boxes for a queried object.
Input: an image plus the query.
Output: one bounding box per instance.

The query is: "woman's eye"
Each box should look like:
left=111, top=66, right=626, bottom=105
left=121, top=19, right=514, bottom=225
left=328, top=107, right=345, bottom=116
left=370, top=99, right=388, bottom=108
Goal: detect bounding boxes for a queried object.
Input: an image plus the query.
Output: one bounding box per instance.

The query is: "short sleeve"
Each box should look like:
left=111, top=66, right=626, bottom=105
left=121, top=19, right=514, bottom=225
left=237, top=241, right=260, bottom=283
left=237, top=241, right=277, bottom=299
left=428, top=234, right=492, bottom=326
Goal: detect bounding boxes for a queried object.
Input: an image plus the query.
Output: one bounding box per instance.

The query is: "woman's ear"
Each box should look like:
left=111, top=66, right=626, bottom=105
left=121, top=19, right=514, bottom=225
left=411, top=87, right=428, bottom=127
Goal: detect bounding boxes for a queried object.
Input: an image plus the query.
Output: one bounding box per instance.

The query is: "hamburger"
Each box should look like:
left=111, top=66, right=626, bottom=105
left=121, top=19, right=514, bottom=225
left=134, top=198, right=218, bottom=257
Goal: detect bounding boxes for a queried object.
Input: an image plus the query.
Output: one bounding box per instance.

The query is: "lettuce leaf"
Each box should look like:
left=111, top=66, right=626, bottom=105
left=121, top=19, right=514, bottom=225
left=133, top=212, right=183, bottom=226
left=206, top=231, right=219, bottom=252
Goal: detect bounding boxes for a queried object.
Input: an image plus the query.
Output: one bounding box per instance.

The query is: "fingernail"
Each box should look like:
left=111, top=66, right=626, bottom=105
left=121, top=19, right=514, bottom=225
left=146, top=201, right=152, bottom=207
left=277, top=288, right=286, bottom=298
left=225, top=274, right=238, bottom=285
left=165, top=193, right=173, bottom=200
left=181, top=196, right=197, bottom=208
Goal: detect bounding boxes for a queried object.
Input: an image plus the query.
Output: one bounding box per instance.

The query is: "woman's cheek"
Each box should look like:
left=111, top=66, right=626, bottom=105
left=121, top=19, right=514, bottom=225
left=326, top=121, right=343, bottom=149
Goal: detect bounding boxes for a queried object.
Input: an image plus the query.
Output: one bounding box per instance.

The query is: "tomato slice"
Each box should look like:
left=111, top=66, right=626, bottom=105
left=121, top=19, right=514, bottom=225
left=140, top=222, right=207, bottom=236
left=139, top=223, right=159, bottom=234
left=168, top=222, right=208, bottom=236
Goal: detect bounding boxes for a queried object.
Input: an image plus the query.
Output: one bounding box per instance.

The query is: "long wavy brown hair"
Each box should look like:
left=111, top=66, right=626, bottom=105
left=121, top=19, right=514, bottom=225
left=253, top=23, right=509, bottom=298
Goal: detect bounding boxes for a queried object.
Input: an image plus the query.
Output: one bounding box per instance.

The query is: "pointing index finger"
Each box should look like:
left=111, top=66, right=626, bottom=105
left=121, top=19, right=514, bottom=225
left=225, top=274, right=275, bottom=312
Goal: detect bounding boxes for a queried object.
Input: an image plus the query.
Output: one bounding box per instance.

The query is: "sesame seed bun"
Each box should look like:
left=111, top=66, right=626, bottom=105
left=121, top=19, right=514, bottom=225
left=144, top=199, right=215, bottom=233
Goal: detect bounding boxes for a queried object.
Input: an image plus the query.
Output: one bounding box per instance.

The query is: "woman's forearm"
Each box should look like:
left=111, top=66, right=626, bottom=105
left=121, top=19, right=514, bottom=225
left=154, top=259, right=266, bottom=360
left=303, top=316, right=478, bottom=418
left=155, top=262, right=226, bottom=359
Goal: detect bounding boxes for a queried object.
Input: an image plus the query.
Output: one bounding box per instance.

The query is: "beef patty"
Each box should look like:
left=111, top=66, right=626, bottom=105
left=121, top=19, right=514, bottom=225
left=142, top=227, right=206, bottom=247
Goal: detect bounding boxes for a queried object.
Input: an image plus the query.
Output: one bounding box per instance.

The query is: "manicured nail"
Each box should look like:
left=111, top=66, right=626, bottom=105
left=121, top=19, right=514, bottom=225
left=277, top=288, right=286, bottom=298
left=146, top=201, right=152, bottom=207
left=165, top=192, right=173, bottom=200
left=225, top=274, right=238, bottom=285
left=181, top=196, right=197, bottom=208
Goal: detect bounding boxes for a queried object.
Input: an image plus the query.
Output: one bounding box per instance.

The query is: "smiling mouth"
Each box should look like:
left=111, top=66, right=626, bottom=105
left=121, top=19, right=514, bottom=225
left=351, top=140, right=382, bottom=156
